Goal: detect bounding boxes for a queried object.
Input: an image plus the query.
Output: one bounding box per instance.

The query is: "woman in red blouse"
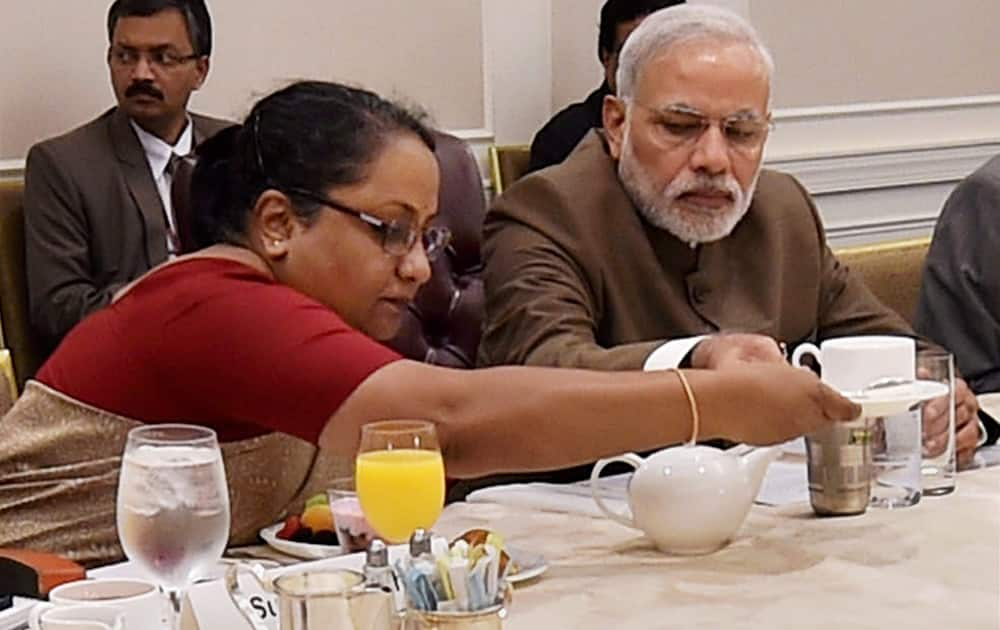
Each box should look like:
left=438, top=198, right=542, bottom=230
left=5, top=81, right=857, bottom=563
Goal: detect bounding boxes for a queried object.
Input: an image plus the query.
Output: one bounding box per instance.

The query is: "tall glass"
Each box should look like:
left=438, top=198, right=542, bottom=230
left=116, top=424, right=231, bottom=630
left=355, top=420, right=445, bottom=544
left=918, top=350, right=956, bottom=495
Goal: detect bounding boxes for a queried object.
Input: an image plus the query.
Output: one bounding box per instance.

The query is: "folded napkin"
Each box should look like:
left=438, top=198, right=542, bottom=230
left=0, top=596, right=40, bottom=630
left=467, top=460, right=811, bottom=516
left=466, top=480, right=630, bottom=518
left=754, top=459, right=809, bottom=506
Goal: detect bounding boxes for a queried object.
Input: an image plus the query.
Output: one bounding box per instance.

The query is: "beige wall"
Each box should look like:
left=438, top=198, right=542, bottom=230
left=2, top=1, right=999, bottom=245
left=550, top=0, right=604, bottom=112
left=0, top=0, right=485, bottom=160
left=752, top=0, right=1000, bottom=108
left=548, top=0, right=1000, bottom=111
left=5, top=1, right=997, bottom=158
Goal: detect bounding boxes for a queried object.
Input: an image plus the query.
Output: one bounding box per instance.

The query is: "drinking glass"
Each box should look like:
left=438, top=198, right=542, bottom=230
left=868, top=409, right=922, bottom=508
left=327, top=477, right=378, bottom=553
left=116, top=424, right=231, bottom=630
left=918, top=350, right=956, bottom=495
left=355, top=420, right=445, bottom=544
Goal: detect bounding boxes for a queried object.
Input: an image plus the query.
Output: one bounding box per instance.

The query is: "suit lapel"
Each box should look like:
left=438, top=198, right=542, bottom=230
left=190, top=113, right=211, bottom=146
left=110, top=108, right=168, bottom=264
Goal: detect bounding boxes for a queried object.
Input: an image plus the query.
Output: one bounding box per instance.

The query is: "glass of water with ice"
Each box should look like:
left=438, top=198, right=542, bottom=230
left=116, top=424, right=230, bottom=630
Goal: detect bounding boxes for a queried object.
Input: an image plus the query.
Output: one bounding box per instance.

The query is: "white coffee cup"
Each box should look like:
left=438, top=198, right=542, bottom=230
left=46, top=578, right=164, bottom=629
left=791, top=335, right=915, bottom=390
left=29, top=604, right=124, bottom=630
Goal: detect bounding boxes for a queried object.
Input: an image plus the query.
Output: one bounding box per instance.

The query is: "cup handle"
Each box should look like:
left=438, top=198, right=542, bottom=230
left=590, top=453, right=644, bottom=529
left=224, top=563, right=275, bottom=630
left=28, top=602, right=53, bottom=630
left=790, top=342, right=821, bottom=369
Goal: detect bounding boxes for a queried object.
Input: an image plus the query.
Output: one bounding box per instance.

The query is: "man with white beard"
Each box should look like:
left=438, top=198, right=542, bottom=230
left=478, top=4, right=984, bottom=474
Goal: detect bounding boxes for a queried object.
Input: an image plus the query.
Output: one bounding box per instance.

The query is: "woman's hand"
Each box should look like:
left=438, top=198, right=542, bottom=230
left=701, top=363, right=861, bottom=446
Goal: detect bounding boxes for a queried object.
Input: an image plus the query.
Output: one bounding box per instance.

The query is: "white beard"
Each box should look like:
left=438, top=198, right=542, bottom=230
left=618, top=135, right=761, bottom=245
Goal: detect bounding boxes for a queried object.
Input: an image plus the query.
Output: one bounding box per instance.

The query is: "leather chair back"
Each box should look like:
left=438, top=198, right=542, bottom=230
left=834, top=237, right=931, bottom=326
left=0, top=180, right=45, bottom=390
left=386, top=132, right=487, bottom=367
left=488, top=145, right=531, bottom=195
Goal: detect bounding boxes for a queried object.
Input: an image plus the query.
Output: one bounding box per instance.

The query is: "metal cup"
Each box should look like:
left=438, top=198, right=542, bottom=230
left=805, top=419, right=872, bottom=516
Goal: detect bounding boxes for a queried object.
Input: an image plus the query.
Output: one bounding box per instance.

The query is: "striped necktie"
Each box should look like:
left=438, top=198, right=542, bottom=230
left=165, top=153, right=193, bottom=254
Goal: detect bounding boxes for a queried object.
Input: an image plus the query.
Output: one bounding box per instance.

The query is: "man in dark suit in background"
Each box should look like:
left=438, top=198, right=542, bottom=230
left=527, top=0, right=685, bottom=173
left=24, top=0, right=230, bottom=348
left=916, top=155, right=1000, bottom=446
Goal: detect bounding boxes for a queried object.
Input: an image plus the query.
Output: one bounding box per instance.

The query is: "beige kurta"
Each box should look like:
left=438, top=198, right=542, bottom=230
left=479, top=131, right=912, bottom=370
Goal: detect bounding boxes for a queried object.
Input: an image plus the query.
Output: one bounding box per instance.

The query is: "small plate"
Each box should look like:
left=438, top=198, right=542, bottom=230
left=259, top=523, right=344, bottom=560
left=846, top=379, right=949, bottom=417
left=506, top=546, right=547, bottom=584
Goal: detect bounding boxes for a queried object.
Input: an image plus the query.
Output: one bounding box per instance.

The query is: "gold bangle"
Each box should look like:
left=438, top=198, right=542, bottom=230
left=671, top=368, right=700, bottom=446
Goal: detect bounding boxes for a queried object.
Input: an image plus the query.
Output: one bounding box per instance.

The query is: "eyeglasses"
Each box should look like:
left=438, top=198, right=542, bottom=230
left=108, top=46, right=201, bottom=70
left=287, top=187, right=452, bottom=262
left=630, top=101, right=773, bottom=153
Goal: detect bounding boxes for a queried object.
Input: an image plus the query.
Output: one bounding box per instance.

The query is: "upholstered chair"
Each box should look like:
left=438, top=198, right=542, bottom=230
left=386, top=132, right=487, bottom=368
left=0, top=181, right=45, bottom=390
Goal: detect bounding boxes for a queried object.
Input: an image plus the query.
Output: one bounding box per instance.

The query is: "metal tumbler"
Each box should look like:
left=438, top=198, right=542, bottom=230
left=805, top=418, right=872, bottom=516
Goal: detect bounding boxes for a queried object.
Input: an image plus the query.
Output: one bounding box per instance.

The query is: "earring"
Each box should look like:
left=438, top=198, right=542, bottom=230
left=272, top=239, right=281, bottom=247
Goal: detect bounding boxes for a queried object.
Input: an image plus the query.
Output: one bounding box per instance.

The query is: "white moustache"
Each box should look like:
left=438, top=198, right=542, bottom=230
left=664, top=174, right=742, bottom=203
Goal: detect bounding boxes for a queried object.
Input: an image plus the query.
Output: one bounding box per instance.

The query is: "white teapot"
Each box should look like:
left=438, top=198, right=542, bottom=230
left=590, top=445, right=779, bottom=554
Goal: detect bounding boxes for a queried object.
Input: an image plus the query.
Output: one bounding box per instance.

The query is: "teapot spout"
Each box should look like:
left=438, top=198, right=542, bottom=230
left=739, top=445, right=780, bottom=500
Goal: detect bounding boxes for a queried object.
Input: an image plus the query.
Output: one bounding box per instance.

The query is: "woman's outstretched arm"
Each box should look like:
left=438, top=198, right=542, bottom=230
left=321, top=360, right=859, bottom=478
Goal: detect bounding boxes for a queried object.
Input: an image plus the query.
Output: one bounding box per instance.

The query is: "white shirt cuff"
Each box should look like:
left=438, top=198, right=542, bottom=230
left=976, top=418, right=989, bottom=448
left=643, top=336, right=707, bottom=371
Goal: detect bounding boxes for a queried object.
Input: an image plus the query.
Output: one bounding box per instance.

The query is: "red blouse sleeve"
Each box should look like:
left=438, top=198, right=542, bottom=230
left=148, top=276, right=401, bottom=444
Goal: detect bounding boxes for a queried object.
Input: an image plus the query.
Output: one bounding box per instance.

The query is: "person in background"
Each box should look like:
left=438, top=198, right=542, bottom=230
left=527, top=0, right=685, bottom=173
left=0, top=80, right=859, bottom=565
left=915, top=155, right=1000, bottom=446
left=24, top=0, right=230, bottom=350
left=480, top=5, right=985, bottom=478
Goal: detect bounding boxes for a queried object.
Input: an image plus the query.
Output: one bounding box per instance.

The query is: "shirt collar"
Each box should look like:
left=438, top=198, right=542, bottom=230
left=130, top=118, right=194, bottom=178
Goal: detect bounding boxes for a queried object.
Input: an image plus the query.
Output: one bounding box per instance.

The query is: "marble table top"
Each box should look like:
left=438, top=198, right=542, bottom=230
left=434, top=466, right=1000, bottom=629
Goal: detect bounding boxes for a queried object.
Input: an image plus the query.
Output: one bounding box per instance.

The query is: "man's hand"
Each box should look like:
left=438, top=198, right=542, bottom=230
left=922, top=376, right=979, bottom=468
left=690, top=333, right=785, bottom=370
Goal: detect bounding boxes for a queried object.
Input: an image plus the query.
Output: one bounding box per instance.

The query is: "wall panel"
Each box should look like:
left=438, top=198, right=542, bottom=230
left=0, top=0, right=486, bottom=160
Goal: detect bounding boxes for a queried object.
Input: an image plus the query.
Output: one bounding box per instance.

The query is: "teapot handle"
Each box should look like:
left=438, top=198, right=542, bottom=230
left=224, top=562, right=277, bottom=630
left=27, top=602, right=53, bottom=630
left=590, top=453, right=644, bottom=529
left=790, top=342, right=821, bottom=369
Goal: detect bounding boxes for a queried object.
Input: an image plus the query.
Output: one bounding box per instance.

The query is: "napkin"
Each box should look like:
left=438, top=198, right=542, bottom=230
left=754, top=459, right=809, bottom=506
left=466, top=478, right=630, bottom=518
left=0, top=596, right=40, bottom=630
left=466, top=461, right=812, bottom=515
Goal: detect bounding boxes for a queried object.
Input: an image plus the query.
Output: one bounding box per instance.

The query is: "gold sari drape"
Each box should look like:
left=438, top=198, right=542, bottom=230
left=0, top=381, right=349, bottom=567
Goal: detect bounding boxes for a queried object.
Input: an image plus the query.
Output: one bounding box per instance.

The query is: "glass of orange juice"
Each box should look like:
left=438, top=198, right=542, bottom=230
left=355, top=420, right=445, bottom=544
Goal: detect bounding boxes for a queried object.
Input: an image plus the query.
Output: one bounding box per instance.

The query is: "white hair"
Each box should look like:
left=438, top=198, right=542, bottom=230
left=616, top=4, right=774, bottom=100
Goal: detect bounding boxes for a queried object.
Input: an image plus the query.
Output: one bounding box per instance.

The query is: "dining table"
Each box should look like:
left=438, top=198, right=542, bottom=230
left=431, top=465, right=1000, bottom=629
left=94, top=462, right=1000, bottom=630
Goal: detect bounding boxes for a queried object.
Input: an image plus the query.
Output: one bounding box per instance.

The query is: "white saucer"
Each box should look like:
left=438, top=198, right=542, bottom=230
left=259, top=523, right=344, bottom=560
left=846, top=380, right=949, bottom=417
left=977, top=392, right=1000, bottom=420
left=506, top=546, right=548, bottom=584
